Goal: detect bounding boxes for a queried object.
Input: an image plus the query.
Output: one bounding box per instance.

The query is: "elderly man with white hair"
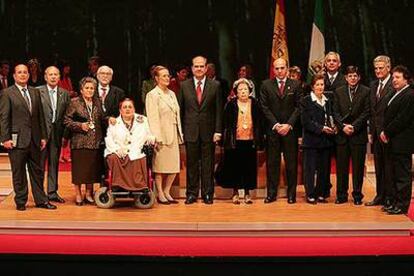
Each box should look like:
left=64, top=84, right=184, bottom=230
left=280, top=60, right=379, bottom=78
left=96, top=65, right=126, bottom=123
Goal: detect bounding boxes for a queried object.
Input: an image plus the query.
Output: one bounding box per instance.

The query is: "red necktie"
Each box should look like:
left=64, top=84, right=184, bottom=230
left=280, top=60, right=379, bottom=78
left=279, top=80, right=285, bottom=97
left=1, top=77, right=7, bottom=89
left=101, top=87, right=107, bottom=102
left=196, top=81, right=202, bottom=105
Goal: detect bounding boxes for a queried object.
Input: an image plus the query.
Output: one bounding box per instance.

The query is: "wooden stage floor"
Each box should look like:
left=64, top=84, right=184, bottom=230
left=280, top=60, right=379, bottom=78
left=0, top=165, right=413, bottom=237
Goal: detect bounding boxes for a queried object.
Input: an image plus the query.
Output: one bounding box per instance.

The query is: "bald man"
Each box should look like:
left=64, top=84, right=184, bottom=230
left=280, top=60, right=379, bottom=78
left=38, top=66, right=71, bottom=203
left=260, top=58, right=302, bottom=204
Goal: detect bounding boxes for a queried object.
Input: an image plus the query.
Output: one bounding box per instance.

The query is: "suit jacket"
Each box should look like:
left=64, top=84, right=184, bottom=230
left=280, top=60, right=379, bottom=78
left=383, top=86, right=414, bottom=154
left=301, top=95, right=335, bottom=149
left=145, top=86, right=183, bottom=146
left=324, top=72, right=347, bottom=93
left=102, top=85, right=126, bottom=118
left=0, top=85, right=46, bottom=148
left=369, top=78, right=394, bottom=138
left=259, top=78, right=302, bottom=138
left=38, top=85, right=71, bottom=141
left=64, top=97, right=105, bottom=150
left=178, top=78, right=223, bottom=142
left=333, top=84, right=370, bottom=145
left=0, top=75, right=13, bottom=90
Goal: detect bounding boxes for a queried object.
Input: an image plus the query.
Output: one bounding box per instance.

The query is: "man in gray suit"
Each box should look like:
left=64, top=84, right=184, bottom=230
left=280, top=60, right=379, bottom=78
left=38, top=66, right=70, bottom=203
left=0, top=64, right=56, bottom=211
left=178, top=56, right=223, bottom=204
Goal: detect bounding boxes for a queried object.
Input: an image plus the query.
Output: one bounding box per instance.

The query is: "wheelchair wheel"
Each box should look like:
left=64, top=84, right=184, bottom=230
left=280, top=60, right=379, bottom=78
left=95, top=187, right=115, bottom=209
left=134, top=190, right=155, bottom=209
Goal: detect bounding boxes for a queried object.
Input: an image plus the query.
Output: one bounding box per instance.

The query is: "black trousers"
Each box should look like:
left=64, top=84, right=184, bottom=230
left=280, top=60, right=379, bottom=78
left=303, top=147, right=331, bottom=199
left=40, top=124, right=62, bottom=197
left=335, top=143, right=366, bottom=201
left=185, top=140, right=215, bottom=198
left=9, top=143, right=48, bottom=207
left=373, top=137, right=394, bottom=204
left=387, top=152, right=412, bottom=212
left=265, top=133, right=298, bottom=199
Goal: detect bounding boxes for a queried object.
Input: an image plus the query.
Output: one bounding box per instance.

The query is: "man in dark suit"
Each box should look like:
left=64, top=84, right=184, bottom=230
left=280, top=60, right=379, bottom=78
left=333, top=66, right=370, bottom=205
left=380, top=65, right=414, bottom=215
left=260, top=58, right=302, bottom=204
left=178, top=56, right=223, bottom=204
left=206, top=63, right=230, bottom=104
left=0, top=60, right=13, bottom=90
left=365, top=55, right=394, bottom=207
left=38, top=66, right=70, bottom=203
left=322, top=51, right=347, bottom=199
left=0, top=64, right=56, bottom=211
left=323, top=51, right=347, bottom=94
left=96, top=65, right=126, bottom=123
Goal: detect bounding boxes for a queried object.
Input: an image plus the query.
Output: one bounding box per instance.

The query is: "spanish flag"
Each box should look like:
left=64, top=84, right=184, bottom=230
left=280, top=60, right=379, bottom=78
left=270, top=0, right=289, bottom=78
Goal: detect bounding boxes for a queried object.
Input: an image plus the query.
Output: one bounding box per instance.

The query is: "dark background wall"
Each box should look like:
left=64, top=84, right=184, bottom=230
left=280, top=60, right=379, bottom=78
left=1, top=0, right=413, bottom=105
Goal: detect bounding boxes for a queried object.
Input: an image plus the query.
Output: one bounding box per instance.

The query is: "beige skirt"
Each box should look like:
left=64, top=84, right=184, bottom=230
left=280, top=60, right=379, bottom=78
left=152, top=130, right=180, bottom=173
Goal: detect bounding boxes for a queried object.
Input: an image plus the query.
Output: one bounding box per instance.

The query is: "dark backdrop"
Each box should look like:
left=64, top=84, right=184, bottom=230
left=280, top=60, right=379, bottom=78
left=1, top=0, right=413, bottom=106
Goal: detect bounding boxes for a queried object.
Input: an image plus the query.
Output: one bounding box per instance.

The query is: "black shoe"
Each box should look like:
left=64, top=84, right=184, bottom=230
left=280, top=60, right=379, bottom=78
left=335, top=198, right=348, bottom=204
left=185, top=196, right=197, bottom=205
left=264, top=196, right=276, bottom=204
left=157, top=198, right=171, bottom=205
left=364, top=198, right=382, bottom=206
left=386, top=206, right=406, bottom=215
left=317, top=196, right=328, bottom=203
left=381, top=205, right=394, bottom=212
left=36, top=202, right=57, bottom=210
left=49, top=194, right=65, bottom=203
left=354, top=199, right=363, bottom=205
left=16, top=205, right=26, bottom=211
left=307, top=197, right=317, bottom=204
left=167, top=199, right=179, bottom=204
left=203, top=195, right=213, bottom=205
left=287, top=197, right=296, bottom=204
left=75, top=201, right=83, bottom=206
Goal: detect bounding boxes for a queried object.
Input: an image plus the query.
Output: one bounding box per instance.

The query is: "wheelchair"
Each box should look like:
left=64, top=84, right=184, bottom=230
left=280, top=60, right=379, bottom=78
left=94, top=144, right=155, bottom=209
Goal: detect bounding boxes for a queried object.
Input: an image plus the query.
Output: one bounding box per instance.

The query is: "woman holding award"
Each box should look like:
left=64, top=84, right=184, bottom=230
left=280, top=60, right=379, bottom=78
left=64, top=77, right=105, bottom=206
left=300, top=74, right=336, bottom=204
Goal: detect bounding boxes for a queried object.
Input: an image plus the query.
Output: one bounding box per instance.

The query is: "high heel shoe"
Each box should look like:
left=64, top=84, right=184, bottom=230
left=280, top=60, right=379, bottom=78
left=165, top=194, right=179, bottom=204
left=232, top=194, right=240, bottom=205
left=84, top=197, right=95, bottom=205
left=157, top=198, right=170, bottom=205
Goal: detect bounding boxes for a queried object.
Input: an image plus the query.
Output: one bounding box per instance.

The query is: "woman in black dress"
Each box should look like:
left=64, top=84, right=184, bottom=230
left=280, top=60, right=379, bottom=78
left=215, top=78, right=263, bottom=204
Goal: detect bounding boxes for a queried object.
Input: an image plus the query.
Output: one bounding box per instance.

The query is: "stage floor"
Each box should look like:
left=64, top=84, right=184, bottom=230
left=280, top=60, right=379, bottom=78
left=0, top=168, right=413, bottom=237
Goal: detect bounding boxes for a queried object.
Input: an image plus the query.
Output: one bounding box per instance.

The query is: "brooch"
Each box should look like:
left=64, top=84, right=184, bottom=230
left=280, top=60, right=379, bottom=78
left=136, top=115, right=144, bottom=123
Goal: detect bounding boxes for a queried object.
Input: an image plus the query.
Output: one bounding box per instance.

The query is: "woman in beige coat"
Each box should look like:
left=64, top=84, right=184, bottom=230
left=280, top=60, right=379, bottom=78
left=146, top=66, right=183, bottom=204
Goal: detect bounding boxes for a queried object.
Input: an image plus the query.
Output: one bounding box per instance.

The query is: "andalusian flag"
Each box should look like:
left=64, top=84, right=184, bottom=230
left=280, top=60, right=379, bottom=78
left=307, top=0, right=325, bottom=82
left=270, top=0, right=289, bottom=78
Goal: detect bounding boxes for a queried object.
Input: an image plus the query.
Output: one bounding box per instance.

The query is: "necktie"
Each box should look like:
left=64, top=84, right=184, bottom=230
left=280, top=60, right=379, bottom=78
left=329, top=76, right=335, bottom=85
left=22, top=88, right=32, bottom=113
left=350, top=88, right=356, bottom=102
left=1, top=77, right=7, bottom=89
left=377, top=81, right=384, bottom=100
left=101, top=87, right=107, bottom=102
left=196, top=80, right=202, bottom=105
left=278, top=80, right=285, bottom=96
left=50, top=89, right=56, bottom=122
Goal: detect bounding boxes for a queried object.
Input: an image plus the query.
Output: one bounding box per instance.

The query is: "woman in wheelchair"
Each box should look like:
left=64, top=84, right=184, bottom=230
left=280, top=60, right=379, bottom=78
left=104, top=98, right=155, bottom=192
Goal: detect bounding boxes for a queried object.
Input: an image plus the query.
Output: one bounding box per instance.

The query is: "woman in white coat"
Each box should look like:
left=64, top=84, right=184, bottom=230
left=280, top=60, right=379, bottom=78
left=146, top=66, right=183, bottom=204
left=104, top=98, right=155, bottom=191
